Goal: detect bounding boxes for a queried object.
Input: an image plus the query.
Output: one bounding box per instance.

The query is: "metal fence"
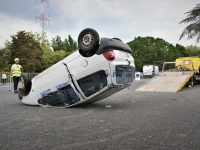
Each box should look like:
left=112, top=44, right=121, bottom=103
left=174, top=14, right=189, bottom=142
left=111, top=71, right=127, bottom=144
left=0, top=72, right=38, bottom=84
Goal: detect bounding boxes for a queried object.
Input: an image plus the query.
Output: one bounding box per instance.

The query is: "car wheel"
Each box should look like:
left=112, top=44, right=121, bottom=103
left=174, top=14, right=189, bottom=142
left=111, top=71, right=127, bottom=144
left=78, top=28, right=100, bottom=57
left=79, top=49, right=96, bottom=57
left=18, top=74, right=32, bottom=98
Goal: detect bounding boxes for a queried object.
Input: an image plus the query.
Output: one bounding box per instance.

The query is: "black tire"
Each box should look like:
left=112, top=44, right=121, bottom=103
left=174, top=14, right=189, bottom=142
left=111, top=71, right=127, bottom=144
left=79, top=49, right=96, bottom=57
left=18, top=74, right=32, bottom=98
left=78, top=28, right=100, bottom=56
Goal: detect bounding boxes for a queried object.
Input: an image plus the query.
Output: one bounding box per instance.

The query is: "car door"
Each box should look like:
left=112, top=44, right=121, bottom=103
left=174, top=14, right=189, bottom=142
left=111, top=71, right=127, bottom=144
left=65, top=54, right=112, bottom=100
left=33, top=61, right=81, bottom=107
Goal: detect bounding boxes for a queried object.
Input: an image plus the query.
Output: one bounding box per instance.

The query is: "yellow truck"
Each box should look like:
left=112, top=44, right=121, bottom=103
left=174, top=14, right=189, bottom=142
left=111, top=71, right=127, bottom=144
left=175, top=57, right=200, bottom=83
left=175, top=57, right=200, bottom=72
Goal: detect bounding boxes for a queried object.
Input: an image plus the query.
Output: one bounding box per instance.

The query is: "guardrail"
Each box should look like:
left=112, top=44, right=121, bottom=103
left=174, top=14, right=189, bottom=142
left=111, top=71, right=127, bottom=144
left=0, top=72, right=38, bottom=84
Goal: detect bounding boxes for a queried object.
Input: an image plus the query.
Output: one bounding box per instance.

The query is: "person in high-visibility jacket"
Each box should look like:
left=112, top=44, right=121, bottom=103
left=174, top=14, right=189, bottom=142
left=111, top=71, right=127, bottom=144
left=10, top=58, right=23, bottom=93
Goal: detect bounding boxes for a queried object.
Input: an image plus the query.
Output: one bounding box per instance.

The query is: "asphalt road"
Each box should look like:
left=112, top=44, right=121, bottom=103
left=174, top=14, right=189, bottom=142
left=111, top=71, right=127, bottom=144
left=0, top=81, right=200, bottom=150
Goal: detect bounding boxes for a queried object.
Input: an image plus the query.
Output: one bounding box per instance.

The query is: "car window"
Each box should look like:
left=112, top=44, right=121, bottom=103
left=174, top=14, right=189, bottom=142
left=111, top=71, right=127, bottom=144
left=58, top=84, right=80, bottom=105
left=77, top=70, right=107, bottom=97
left=38, top=84, right=80, bottom=106
left=116, top=65, right=134, bottom=84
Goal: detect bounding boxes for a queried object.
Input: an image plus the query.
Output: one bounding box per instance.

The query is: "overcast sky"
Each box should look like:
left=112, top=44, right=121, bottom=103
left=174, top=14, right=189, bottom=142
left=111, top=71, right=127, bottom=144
left=0, top=0, right=199, bottom=48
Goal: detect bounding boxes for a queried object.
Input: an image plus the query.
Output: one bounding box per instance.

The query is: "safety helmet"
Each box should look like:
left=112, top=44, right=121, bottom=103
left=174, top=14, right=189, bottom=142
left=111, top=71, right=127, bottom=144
left=14, top=58, right=19, bottom=62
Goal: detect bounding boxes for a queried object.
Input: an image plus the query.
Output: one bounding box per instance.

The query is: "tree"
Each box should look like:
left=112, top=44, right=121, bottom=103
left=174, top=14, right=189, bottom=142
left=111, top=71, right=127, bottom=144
left=128, top=37, right=185, bottom=71
left=32, top=32, right=52, bottom=54
left=63, top=35, right=77, bottom=52
left=1, top=31, right=77, bottom=72
left=185, top=45, right=200, bottom=56
left=0, top=41, right=12, bottom=71
left=175, top=44, right=187, bottom=57
left=51, top=36, right=64, bottom=51
left=41, top=50, right=69, bottom=70
left=51, top=35, right=77, bottom=52
left=180, top=3, right=200, bottom=43
left=10, top=31, right=43, bottom=72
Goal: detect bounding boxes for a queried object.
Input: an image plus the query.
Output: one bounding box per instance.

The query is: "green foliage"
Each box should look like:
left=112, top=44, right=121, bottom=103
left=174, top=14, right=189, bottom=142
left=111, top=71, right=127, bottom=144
left=32, top=32, right=52, bottom=54
left=40, top=35, right=71, bottom=70
left=51, top=35, right=77, bottom=52
left=41, top=49, right=70, bottom=70
left=0, top=41, right=12, bottom=71
left=185, top=45, right=200, bottom=56
left=51, top=36, right=64, bottom=51
left=10, top=31, right=43, bottom=72
left=1, top=30, right=200, bottom=74
left=128, top=37, right=185, bottom=71
left=64, top=35, right=78, bottom=52
left=180, top=3, right=200, bottom=42
left=0, top=31, right=76, bottom=72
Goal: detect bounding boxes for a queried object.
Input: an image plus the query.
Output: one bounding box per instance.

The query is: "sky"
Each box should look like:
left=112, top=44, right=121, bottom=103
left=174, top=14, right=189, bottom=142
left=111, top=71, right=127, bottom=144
left=0, top=0, right=199, bottom=48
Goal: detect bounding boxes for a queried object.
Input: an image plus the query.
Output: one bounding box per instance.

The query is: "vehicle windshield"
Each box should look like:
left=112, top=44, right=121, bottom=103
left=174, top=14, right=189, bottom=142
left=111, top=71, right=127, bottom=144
left=116, top=65, right=135, bottom=84
left=77, top=70, right=107, bottom=97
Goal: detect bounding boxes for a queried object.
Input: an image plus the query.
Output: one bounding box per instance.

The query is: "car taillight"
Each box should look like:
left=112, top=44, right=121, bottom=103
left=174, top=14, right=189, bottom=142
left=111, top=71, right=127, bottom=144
left=103, top=50, right=115, bottom=61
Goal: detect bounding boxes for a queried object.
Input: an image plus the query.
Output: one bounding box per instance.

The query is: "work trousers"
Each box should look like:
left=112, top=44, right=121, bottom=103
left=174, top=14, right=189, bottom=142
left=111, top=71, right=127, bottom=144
left=2, top=79, right=6, bottom=85
left=13, top=76, right=20, bottom=91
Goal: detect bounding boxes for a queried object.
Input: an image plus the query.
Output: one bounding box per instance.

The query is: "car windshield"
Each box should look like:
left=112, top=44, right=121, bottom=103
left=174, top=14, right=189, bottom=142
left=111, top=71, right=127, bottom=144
left=116, top=65, right=135, bottom=84
left=77, top=70, right=107, bottom=97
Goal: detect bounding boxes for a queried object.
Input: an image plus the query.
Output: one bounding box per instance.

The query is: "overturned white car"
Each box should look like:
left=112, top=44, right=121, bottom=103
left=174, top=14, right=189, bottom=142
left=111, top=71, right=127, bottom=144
left=18, top=28, right=135, bottom=107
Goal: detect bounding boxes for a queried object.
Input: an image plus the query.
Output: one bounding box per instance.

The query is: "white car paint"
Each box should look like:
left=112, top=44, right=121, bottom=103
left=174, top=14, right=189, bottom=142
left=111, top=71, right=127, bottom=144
left=20, top=49, right=135, bottom=107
